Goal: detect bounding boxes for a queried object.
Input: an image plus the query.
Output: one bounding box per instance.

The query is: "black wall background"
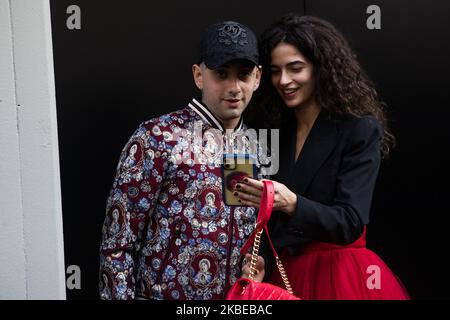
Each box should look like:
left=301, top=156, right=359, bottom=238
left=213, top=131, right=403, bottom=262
left=50, top=0, right=450, bottom=299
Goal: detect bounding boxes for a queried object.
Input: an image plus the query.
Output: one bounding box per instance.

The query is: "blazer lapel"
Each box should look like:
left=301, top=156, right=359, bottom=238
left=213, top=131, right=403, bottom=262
left=292, top=110, right=337, bottom=195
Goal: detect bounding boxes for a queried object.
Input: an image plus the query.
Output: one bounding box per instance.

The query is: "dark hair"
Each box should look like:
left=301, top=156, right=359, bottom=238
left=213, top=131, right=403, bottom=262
left=245, top=14, right=395, bottom=158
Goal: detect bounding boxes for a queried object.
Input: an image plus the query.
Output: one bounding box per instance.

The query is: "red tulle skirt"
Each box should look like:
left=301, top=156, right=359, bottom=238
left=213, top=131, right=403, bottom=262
left=268, top=228, right=410, bottom=300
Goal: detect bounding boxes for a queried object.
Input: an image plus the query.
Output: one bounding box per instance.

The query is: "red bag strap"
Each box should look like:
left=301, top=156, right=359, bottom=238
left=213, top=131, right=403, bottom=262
left=240, top=180, right=279, bottom=259
left=239, top=180, right=296, bottom=295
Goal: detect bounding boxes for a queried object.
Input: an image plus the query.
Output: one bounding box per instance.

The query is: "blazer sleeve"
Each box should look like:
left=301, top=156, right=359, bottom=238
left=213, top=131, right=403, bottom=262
left=284, top=117, right=382, bottom=245
left=99, top=123, right=168, bottom=300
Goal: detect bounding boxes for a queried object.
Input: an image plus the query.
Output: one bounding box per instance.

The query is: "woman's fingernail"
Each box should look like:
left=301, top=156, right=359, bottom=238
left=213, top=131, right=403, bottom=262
left=236, top=184, right=241, bottom=189
left=234, top=192, right=238, bottom=196
left=244, top=178, right=249, bottom=183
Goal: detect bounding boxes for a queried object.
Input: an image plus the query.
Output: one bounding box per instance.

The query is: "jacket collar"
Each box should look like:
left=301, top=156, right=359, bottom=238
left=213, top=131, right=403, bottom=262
left=188, top=98, right=244, bottom=133
left=291, top=109, right=338, bottom=195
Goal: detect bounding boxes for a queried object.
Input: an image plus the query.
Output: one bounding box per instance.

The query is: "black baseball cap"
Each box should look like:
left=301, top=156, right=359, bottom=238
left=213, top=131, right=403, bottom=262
left=198, top=21, right=259, bottom=70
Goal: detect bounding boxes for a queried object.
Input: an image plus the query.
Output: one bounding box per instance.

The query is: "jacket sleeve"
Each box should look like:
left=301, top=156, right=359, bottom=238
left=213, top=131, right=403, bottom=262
left=99, top=123, right=168, bottom=299
left=282, top=117, right=382, bottom=245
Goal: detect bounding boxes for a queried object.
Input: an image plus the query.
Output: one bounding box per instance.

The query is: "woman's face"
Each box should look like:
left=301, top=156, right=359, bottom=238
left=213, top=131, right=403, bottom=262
left=270, top=42, right=316, bottom=109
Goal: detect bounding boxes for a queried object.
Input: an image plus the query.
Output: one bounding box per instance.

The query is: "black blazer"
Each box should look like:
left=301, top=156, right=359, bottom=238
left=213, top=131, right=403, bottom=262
left=262, top=109, right=382, bottom=267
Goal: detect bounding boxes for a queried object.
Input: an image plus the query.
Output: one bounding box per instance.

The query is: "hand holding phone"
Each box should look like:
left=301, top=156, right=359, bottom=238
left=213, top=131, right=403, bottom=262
left=222, top=154, right=257, bottom=206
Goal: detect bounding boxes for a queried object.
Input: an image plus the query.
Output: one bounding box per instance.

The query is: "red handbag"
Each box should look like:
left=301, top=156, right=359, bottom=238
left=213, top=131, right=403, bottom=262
left=226, top=180, right=300, bottom=300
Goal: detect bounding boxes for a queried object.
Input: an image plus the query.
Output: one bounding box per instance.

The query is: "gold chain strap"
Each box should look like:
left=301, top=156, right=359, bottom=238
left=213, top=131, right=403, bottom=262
left=248, top=228, right=294, bottom=295
left=275, top=257, right=294, bottom=294
left=248, top=229, right=263, bottom=280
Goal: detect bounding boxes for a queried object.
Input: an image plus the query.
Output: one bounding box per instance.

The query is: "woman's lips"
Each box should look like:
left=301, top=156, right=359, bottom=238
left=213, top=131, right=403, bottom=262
left=282, top=88, right=299, bottom=99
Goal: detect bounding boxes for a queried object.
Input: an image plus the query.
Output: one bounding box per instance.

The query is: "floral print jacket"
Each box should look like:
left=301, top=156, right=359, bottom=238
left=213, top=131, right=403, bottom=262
left=99, top=98, right=258, bottom=300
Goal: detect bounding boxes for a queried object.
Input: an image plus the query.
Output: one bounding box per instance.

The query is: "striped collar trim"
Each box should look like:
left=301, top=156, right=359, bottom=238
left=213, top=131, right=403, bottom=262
left=188, top=98, right=244, bottom=132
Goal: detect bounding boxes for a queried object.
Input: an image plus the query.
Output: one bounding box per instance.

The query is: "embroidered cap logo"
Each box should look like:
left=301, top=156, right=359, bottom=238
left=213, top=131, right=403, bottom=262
left=218, top=22, right=248, bottom=46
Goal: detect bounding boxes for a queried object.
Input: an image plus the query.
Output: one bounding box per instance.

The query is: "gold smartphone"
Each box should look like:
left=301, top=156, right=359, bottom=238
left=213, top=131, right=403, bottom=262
left=222, top=154, right=257, bottom=206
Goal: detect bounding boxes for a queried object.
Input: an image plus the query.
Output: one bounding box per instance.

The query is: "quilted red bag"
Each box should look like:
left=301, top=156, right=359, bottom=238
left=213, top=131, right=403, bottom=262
left=226, top=180, right=300, bottom=300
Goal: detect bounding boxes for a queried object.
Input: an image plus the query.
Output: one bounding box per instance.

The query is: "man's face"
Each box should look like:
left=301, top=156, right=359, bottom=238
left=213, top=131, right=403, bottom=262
left=192, top=61, right=261, bottom=129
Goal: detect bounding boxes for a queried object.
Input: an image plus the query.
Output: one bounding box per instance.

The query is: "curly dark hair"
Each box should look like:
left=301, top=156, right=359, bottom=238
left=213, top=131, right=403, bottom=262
left=245, top=14, right=395, bottom=158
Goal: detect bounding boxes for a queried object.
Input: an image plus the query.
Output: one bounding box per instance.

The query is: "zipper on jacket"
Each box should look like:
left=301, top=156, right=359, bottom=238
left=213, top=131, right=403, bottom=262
left=223, top=207, right=235, bottom=297
left=154, top=222, right=182, bottom=285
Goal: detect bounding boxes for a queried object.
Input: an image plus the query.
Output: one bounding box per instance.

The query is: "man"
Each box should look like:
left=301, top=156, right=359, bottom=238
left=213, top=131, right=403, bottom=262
left=99, top=21, right=261, bottom=300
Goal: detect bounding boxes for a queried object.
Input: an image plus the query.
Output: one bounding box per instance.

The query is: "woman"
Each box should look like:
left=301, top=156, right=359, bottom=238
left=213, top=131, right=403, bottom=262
left=236, top=14, right=409, bottom=299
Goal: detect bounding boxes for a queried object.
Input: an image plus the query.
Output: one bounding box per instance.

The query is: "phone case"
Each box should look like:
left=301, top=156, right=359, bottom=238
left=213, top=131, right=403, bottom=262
left=222, top=154, right=257, bottom=206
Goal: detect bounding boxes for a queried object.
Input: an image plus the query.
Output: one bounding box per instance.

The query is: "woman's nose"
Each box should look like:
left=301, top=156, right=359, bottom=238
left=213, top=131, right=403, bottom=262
left=279, top=70, right=291, bottom=85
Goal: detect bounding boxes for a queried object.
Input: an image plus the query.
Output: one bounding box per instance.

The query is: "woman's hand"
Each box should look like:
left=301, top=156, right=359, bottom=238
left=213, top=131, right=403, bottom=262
left=234, top=178, right=297, bottom=215
left=241, top=253, right=265, bottom=282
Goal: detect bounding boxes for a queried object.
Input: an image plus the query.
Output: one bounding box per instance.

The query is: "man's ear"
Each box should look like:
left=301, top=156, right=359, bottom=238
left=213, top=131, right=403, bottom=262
left=253, top=66, right=262, bottom=91
left=192, top=64, right=203, bottom=90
